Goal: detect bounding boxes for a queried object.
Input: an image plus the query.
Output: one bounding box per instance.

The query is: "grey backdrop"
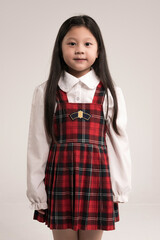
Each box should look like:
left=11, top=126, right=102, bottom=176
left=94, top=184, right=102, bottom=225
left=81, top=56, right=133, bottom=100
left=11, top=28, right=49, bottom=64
left=1, top=0, right=159, bottom=239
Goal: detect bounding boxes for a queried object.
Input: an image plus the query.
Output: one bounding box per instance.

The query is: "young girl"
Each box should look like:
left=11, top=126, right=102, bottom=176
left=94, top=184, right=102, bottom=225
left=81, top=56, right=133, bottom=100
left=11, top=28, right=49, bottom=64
left=26, top=15, right=132, bottom=240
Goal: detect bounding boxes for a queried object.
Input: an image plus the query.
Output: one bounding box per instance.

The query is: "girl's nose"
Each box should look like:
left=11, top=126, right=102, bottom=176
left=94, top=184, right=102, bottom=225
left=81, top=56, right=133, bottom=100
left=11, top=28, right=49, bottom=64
left=75, top=50, right=84, bottom=54
left=75, top=44, right=85, bottom=54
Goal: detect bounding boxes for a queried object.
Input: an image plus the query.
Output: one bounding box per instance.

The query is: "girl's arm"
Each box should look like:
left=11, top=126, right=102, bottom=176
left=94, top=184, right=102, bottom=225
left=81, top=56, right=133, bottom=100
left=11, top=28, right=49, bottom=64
left=105, top=86, right=132, bottom=203
left=26, top=82, right=52, bottom=210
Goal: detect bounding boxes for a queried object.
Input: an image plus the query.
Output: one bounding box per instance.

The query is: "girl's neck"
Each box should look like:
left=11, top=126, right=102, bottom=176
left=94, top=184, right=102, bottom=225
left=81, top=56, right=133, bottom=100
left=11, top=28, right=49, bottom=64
left=66, top=68, right=92, bottom=78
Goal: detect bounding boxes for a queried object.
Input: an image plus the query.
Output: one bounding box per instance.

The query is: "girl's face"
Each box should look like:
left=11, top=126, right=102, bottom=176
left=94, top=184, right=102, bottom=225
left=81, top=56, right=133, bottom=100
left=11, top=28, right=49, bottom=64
left=62, top=26, right=99, bottom=78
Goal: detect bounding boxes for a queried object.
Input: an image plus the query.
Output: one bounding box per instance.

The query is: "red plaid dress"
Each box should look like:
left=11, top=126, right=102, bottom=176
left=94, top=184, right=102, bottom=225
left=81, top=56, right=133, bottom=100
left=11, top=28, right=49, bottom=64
left=33, top=81, right=120, bottom=231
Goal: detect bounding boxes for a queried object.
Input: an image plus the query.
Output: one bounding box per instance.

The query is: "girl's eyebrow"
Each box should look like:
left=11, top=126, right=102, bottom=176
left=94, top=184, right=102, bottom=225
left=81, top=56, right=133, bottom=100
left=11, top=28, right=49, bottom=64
left=66, top=37, right=94, bottom=41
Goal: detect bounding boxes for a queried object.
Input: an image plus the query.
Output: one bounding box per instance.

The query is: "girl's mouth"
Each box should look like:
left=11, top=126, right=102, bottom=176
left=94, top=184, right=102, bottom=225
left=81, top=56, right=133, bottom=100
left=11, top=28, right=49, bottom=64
left=74, top=58, right=87, bottom=61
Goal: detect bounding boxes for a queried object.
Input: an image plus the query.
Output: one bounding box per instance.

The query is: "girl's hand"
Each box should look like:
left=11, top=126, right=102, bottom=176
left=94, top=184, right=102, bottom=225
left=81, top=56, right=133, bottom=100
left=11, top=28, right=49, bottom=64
left=37, top=209, right=46, bottom=215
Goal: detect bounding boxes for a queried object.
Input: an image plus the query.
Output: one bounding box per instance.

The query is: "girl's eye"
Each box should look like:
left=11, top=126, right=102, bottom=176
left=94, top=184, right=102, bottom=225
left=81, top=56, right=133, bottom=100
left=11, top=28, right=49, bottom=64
left=68, top=42, right=76, bottom=46
left=85, top=42, right=92, bottom=46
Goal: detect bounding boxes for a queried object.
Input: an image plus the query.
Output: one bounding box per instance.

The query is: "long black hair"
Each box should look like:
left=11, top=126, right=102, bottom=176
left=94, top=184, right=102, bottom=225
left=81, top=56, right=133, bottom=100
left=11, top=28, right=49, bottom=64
left=44, top=15, right=121, bottom=143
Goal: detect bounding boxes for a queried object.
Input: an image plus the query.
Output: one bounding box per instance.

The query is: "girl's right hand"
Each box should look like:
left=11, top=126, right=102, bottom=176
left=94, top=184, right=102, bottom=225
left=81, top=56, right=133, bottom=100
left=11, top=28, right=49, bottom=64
left=37, top=209, right=46, bottom=215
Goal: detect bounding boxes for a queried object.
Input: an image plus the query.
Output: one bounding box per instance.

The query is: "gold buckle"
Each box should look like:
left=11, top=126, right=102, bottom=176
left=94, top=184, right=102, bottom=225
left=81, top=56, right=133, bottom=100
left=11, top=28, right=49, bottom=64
left=78, top=110, right=83, bottom=118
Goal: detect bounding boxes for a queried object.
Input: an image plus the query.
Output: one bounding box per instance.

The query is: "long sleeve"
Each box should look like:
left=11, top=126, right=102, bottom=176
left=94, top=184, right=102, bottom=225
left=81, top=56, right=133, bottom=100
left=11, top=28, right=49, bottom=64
left=26, top=82, right=52, bottom=210
left=105, top=87, right=132, bottom=203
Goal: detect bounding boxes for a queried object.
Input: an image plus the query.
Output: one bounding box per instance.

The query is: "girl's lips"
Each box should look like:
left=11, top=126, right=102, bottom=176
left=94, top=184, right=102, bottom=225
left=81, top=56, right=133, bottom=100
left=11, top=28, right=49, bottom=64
left=74, top=58, right=87, bottom=61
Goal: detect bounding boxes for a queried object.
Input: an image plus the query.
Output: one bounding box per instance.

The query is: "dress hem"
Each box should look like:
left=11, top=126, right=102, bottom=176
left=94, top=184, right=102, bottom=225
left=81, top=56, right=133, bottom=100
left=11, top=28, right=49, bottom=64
left=33, top=215, right=120, bottom=231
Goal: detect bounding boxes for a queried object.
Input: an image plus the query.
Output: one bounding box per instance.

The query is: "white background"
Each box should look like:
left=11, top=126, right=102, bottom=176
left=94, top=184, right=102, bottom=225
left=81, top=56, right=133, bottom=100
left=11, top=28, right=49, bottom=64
left=0, top=0, right=159, bottom=239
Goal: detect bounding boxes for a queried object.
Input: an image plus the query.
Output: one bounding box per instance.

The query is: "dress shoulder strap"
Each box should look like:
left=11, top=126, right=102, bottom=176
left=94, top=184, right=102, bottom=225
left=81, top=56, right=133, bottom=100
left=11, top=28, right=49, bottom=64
left=56, top=86, right=68, bottom=103
left=92, top=81, right=106, bottom=104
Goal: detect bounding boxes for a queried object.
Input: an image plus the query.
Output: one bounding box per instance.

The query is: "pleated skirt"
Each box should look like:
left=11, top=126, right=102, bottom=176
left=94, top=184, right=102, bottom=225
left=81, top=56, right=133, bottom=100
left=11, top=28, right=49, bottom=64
left=33, top=142, right=119, bottom=231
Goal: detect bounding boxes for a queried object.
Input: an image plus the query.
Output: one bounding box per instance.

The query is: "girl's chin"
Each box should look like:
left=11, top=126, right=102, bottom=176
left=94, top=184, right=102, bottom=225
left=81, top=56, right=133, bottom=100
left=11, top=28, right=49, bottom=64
left=68, top=66, right=91, bottom=72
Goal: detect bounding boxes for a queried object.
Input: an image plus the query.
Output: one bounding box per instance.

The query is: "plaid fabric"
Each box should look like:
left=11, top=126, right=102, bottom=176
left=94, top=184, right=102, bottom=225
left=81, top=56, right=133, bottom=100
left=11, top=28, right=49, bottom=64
left=33, top=81, right=119, bottom=231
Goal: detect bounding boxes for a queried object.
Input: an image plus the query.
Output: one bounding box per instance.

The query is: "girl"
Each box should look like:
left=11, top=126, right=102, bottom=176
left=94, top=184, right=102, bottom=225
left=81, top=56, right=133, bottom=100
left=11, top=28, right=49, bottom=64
left=26, top=15, right=132, bottom=240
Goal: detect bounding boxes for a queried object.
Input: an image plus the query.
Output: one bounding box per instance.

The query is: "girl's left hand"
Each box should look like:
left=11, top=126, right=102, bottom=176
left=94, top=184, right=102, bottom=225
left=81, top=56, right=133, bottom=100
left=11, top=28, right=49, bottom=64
left=37, top=209, right=46, bottom=215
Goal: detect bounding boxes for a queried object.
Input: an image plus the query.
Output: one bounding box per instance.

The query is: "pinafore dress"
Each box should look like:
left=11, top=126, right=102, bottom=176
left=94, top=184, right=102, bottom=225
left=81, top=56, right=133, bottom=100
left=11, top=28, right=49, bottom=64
left=33, top=81, right=119, bottom=231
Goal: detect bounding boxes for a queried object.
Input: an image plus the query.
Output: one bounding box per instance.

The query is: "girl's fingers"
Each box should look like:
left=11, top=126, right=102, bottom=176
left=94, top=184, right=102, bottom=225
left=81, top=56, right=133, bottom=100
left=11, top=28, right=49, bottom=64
left=37, top=209, right=45, bottom=215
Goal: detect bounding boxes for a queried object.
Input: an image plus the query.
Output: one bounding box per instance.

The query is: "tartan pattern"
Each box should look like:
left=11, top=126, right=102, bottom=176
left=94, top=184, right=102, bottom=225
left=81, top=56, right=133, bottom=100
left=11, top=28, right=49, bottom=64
left=33, top=81, right=119, bottom=231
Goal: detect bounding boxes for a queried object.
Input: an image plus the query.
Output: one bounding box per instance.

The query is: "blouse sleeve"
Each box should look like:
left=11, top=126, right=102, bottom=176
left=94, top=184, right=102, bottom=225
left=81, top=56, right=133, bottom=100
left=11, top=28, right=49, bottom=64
left=26, top=82, right=52, bottom=210
left=105, top=86, right=132, bottom=203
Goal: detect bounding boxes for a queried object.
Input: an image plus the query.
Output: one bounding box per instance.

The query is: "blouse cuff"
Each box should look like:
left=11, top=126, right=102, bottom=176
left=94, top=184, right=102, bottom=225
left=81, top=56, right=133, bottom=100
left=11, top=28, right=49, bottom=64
left=113, top=194, right=129, bottom=203
left=29, top=202, right=48, bottom=210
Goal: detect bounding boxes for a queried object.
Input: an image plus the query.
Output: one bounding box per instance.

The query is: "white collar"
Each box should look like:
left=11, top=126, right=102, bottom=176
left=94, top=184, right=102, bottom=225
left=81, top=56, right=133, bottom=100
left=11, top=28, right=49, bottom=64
left=58, top=68, right=100, bottom=92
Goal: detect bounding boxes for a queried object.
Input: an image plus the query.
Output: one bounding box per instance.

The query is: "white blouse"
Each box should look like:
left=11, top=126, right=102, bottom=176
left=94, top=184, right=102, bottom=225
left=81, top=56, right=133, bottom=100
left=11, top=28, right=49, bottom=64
left=26, top=69, right=132, bottom=210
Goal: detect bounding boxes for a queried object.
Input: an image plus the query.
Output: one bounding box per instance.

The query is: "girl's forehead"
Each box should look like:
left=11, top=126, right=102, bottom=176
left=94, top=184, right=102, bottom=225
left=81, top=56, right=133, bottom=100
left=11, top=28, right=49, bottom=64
left=64, top=26, right=96, bottom=40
